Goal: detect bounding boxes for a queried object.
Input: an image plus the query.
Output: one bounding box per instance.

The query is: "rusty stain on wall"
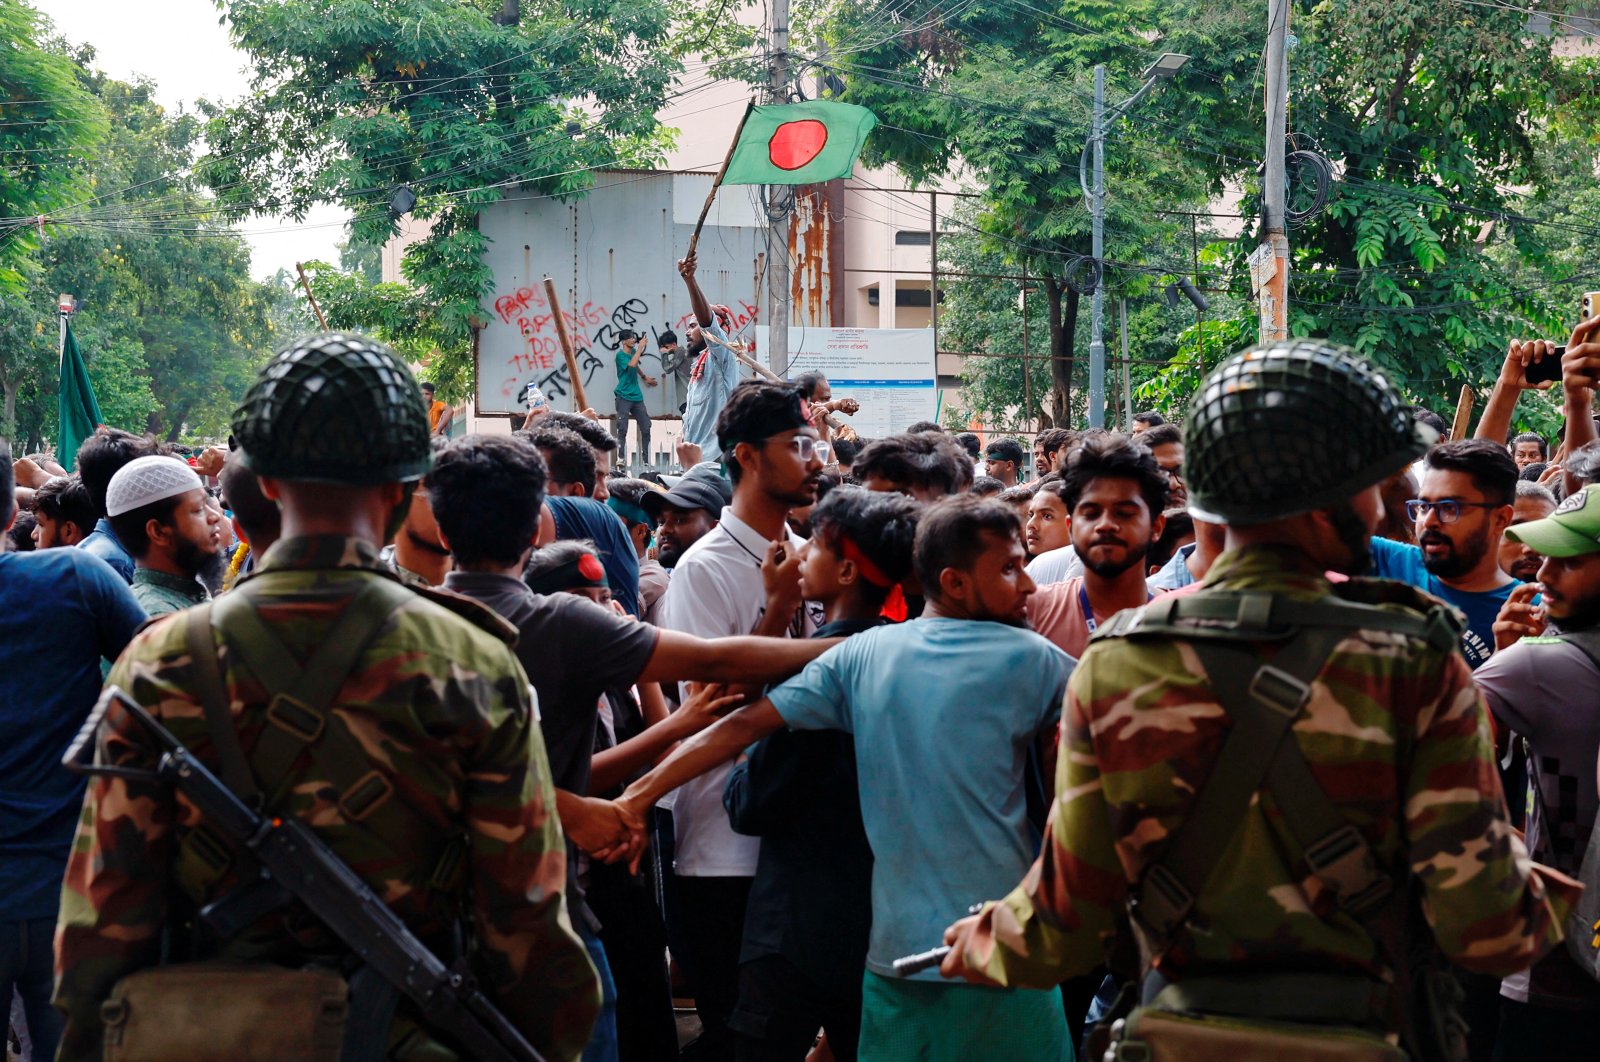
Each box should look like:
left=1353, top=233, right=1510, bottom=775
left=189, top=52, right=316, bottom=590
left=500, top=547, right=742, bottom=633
left=788, top=185, right=833, bottom=329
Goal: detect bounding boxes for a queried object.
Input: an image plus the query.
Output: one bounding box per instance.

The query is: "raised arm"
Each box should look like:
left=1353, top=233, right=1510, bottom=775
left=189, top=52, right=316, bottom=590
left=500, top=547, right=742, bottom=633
left=1561, top=314, right=1600, bottom=497
left=1476, top=339, right=1558, bottom=444
left=678, top=254, right=713, bottom=328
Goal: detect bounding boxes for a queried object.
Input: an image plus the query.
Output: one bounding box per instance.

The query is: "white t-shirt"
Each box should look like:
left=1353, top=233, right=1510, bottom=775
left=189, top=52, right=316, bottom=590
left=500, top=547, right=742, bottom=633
left=1026, top=545, right=1083, bottom=586
left=657, top=505, right=821, bottom=876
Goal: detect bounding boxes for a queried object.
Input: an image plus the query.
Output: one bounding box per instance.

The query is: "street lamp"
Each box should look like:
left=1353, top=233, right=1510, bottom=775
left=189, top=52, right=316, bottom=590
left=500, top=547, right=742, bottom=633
left=1080, top=53, right=1189, bottom=428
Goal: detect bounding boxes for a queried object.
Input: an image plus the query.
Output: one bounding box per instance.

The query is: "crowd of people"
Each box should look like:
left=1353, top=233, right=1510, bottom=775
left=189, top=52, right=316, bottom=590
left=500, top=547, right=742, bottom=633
left=3, top=306, right=1600, bottom=1062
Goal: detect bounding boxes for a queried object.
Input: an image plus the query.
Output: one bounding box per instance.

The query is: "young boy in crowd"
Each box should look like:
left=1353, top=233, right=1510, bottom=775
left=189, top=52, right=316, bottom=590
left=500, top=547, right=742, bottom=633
left=723, top=486, right=921, bottom=1062
left=613, top=495, right=1076, bottom=1061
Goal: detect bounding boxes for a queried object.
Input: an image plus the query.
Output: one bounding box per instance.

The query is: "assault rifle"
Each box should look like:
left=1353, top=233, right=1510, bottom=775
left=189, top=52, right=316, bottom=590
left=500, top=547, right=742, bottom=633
left=65, top=687, right=545, bottom=1062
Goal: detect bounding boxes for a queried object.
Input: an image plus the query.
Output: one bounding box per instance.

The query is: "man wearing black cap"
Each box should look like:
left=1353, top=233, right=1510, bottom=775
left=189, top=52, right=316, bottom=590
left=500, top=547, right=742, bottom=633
left=615, top=330, right=657, bottom=472
left=656, top=380, right=828, bottom=1061
left=644, top=463, right=732, bottom=563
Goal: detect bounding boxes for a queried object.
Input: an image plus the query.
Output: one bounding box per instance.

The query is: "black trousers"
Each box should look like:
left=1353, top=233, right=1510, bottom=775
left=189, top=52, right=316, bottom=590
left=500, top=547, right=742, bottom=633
left=1491, top=997, right=1594, bottom=1062
left=587, top=855, right=679, bottom=1062
left=671, top=875, right=752, bottom=1062
left=729, top=954, right=862, bottom=1062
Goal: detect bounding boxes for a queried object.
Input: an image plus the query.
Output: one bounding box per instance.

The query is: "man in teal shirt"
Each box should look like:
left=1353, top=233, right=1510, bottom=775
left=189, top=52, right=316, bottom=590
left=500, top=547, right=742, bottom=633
left=615, top=330, right=658, bottom=472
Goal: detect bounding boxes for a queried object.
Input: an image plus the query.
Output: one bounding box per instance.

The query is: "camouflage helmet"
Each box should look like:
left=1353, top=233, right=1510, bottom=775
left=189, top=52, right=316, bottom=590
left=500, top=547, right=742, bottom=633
left=1183, top=338, right=1426, bottom=525
left=231, top=333, right=433, bottom=486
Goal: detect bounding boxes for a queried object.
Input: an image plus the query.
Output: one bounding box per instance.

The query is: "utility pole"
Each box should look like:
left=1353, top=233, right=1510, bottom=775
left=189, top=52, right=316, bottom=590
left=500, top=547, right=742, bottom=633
left=1087, top=64, right=1107, bottom=428
left=765, top=0, right=791, bottom=375
left=1258, top=0, right=1290, bottom=342
left=1119, top=295, right=1132, bottom=429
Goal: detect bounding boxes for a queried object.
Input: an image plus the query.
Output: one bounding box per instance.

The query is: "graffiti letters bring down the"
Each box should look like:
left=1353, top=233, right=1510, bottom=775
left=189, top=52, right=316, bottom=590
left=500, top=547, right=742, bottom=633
left=491, top=285, right=760, bottom=410
left=475, top=170, right=837, bottom=418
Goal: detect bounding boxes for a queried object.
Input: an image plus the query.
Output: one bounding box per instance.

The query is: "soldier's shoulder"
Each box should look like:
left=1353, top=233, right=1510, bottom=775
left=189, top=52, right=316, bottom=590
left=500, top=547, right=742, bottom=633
left=403, top=582, right=520, bottom=645
left=1333, top=576, right=1465, bottom=653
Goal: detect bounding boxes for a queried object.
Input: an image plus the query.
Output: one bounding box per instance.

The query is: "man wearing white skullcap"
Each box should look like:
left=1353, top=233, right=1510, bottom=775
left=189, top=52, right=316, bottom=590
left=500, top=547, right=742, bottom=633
left=105, top=455, right=224, bottom=617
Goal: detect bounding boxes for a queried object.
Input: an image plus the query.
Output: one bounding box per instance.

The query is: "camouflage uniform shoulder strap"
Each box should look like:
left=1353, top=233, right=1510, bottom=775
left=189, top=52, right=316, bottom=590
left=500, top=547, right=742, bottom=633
left=1127, top=589, right=1402, bottom=973
left=1096, top=587, right=1461, bottom=655
left=179, top=576, right=467, bottom=904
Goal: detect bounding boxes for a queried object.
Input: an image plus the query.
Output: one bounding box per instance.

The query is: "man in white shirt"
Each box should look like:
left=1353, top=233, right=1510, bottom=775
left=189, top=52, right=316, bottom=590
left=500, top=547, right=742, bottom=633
left=658, top=379, right=827, bottom=1061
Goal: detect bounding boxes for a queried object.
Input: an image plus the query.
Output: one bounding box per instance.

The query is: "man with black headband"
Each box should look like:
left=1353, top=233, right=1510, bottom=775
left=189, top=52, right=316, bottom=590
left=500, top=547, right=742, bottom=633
left=655, top=379, right=828, bottom=1061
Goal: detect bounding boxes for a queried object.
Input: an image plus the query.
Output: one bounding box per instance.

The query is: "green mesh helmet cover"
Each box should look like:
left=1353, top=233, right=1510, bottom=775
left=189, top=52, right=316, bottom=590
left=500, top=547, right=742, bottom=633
left=1183, top=339, right=1427, bottom=525
left=231, top=333, right=433, bottom=486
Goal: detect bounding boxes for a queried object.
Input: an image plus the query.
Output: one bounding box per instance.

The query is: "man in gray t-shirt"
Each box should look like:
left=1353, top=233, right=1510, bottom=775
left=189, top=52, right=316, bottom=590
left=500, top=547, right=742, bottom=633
left=1474, top=485, right=1600, bottom=1050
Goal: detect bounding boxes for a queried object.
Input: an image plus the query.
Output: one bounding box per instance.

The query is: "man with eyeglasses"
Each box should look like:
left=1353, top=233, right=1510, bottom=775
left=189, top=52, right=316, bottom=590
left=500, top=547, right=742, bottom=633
left=1133, top=421, right=1187, bottom=509
left=656, top=379, right=827, bottom=1061
left=1370, top=438, right=1521, bottom=668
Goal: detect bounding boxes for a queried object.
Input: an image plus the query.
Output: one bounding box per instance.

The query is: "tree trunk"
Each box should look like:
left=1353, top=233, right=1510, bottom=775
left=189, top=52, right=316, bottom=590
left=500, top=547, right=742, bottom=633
left=1044, top=276, right=1079, bottom=428
left=1, top=376, right=16, bottom=440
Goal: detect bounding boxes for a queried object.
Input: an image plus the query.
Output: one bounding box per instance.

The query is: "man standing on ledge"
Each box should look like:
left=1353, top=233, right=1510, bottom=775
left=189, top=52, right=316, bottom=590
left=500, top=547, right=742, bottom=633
left=614, top=330, right=657, bottom=471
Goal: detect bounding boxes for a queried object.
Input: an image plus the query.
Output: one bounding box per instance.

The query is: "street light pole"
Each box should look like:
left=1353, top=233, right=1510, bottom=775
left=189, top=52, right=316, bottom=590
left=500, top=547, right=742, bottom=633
left=766, top=0, right=792, bottom=375
left=1259, top=0, right=1291, bottom=343
left=1082, top=53, right=1187, bottom=429
left=1088, top=65, right=1107, bottom=429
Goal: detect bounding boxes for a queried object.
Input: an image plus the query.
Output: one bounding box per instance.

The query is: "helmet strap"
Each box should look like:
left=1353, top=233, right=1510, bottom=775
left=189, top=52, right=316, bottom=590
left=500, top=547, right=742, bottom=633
left=385, top=482, right=419, bottom=543
left=1327, top=502, right=1372, bottom=576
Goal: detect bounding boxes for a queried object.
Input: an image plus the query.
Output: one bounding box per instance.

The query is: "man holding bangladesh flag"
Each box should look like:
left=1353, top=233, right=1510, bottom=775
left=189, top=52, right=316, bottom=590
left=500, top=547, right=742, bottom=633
left=677, top=101, right=877, bottom=461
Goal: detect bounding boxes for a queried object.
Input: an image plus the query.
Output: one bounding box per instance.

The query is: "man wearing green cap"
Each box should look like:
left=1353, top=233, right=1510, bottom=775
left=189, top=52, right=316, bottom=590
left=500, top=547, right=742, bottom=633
left=1475, top=484, right=1600, bottom=1057
left=54, top=334, right=599, bottom=1061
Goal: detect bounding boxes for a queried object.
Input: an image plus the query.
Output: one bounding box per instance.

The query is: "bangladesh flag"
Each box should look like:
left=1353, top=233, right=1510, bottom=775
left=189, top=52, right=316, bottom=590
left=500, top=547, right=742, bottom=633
left=58, top=319, right=104, bottom=472
left=722, top=101, right=877, bottom=186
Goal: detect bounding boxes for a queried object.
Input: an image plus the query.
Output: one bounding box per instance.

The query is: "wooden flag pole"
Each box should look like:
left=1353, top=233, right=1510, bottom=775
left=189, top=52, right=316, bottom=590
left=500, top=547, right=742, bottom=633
left=686, top=98, right=756, bottom=261
left=1450, top=384, right=1475, bottom=442
left=542, top=276, right=590, bottom=412
left=296, top=262, right=329, bottom=330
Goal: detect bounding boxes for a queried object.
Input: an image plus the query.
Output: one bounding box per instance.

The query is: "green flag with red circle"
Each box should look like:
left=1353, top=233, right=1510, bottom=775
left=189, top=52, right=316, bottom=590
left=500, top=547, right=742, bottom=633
left=722, top=101, right=877, bottom=185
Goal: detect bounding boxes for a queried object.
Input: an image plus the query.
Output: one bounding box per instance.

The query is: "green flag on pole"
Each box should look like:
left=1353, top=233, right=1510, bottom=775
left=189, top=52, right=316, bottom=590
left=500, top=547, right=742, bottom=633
left=58, top=318, right=103, bottom=471
left=722, top=101, right=877, bottom=186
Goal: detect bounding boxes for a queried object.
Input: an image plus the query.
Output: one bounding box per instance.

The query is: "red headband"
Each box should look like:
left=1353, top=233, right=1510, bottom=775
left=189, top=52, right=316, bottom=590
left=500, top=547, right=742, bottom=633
left=840, top=536, right=908, bottom=622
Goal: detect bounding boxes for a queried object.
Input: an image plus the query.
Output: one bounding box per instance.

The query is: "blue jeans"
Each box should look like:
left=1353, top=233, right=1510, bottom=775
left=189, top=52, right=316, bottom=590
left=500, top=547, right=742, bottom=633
left=1, top=918, right=63, bottom=1061
left=579, top=924, right=620, bottom=1062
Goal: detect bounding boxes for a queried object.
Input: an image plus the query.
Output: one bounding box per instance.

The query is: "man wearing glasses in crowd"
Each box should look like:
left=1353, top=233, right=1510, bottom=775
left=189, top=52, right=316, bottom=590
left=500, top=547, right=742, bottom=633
left=1370, top=438, right=1521, bottom=668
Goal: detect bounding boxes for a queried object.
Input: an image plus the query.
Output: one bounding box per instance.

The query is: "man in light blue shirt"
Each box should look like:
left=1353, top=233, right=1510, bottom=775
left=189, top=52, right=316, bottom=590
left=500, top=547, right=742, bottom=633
left=1370, top=439, right=1521, bottom=669
left=677, top=254, right=743, bottom=461
left=613, top=495, right=1076, bottom=1061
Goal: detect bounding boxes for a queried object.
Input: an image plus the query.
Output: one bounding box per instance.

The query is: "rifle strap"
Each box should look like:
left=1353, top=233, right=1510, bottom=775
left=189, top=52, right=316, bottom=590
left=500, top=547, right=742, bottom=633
left=1131, top=626, right=1347, bottom=946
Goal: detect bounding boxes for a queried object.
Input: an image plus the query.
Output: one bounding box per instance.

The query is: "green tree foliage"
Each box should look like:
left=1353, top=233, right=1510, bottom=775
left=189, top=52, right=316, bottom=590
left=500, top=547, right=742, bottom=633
left=0, top=0, right=105, bottom=292
left=300, top=259, right=469, bottom=395
left=1272, top=0, right=1587, bottom=416
left=818, top=0, right=1264, bottom=425
left=28, top=73, right=281, bottom=442
left=197, top=0, right=683, bottom=397
left=2, top=34, right=288, bottom=451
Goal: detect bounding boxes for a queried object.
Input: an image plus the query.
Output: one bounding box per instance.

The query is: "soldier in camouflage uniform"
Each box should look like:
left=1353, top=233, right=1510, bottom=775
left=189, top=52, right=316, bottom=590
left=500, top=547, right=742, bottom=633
left=53, top=333, right=599, bottom=1060
left=940, top=340, right=1580, bottom=1055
